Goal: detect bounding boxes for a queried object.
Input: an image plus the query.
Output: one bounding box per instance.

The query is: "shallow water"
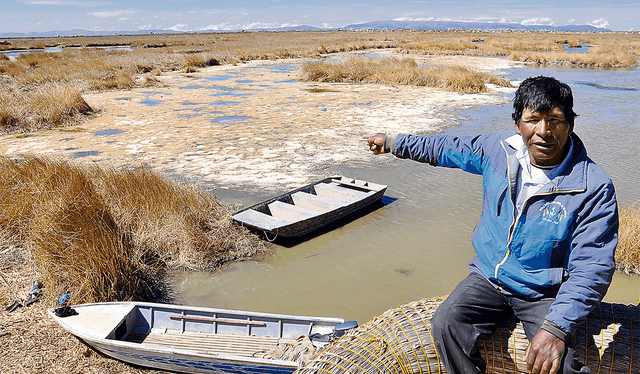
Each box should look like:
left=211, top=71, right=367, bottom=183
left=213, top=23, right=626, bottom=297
left=169, top=62, right=640, bottom=323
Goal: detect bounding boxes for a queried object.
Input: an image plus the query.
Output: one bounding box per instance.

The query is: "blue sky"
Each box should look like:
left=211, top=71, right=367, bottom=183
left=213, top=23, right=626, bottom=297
left=1, top=0, right=639, bottom=34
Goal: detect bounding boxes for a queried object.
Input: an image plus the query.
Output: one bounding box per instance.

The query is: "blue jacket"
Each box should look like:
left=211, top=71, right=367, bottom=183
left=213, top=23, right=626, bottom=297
left=393, top=130, right=618, bottom=335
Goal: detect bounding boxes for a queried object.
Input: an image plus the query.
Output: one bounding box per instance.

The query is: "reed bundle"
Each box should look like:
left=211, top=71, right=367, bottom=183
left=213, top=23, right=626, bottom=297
left=297, top=296, right=640, bottom=374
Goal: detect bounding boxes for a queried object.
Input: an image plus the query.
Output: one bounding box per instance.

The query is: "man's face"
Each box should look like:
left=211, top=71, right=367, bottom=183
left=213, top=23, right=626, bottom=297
left=515, top=106, right=573, bottom=166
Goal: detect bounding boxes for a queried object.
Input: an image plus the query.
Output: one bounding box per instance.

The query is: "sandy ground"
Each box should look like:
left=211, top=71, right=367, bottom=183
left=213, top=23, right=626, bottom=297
left=0, top=51, right=521, bottom=373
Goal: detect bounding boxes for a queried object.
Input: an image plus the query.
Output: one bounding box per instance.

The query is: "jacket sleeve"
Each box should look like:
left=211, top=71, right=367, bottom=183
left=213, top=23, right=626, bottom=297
left=392, top=133, right=496, bottom=175
left=545, top=180, right=618, bottom=336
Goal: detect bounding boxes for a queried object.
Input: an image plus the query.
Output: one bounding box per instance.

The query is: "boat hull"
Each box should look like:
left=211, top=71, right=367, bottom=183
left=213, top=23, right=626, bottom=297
left=49, top=302, right=345, bottom=374
left=87, top=339, right=296, bottom=374
left=232, top=176, right=387, bottom=238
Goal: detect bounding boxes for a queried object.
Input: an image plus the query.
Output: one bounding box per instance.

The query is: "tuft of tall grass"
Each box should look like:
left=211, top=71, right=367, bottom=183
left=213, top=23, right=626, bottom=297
left=300, top=57, right=512, bottom=93
left=509, top=50, right=639, bottom=68
left=616, top=205, right=640, bottom=275
left=0, top=83, right=93, bottom=134
left=0, top=156, right=266, bottom=303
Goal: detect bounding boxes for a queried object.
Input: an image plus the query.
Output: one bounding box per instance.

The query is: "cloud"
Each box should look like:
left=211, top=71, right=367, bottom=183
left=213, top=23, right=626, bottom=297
left=521, top=18, right=554, bottom=26
left=90, top=9, right=137, bottom=18
left=169, top=24, right=189, bottom=31
left=589, top=18, right=609, bottom=28
left=201, top=22, right=282, bottom=31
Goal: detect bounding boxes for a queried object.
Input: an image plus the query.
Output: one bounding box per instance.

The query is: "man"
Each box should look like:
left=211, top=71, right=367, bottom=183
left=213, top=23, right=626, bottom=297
left=362, top=76, right=618, bottom=374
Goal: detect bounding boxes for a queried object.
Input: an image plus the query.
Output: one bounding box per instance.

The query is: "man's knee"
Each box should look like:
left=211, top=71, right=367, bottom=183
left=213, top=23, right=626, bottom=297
left=431, top=299, right=459, bottom=338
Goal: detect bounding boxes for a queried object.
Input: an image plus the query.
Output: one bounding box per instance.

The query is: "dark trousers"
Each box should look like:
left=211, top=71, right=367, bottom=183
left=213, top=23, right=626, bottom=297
left=431, top=272, right=589, bottom=374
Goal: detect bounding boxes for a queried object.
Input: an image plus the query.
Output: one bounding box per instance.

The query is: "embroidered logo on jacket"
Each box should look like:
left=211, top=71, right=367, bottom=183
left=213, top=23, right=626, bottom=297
left=540, top=202, right=567, bottom=224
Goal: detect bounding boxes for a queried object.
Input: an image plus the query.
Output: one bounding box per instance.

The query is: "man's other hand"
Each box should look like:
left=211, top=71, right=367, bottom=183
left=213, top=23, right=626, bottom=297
left=525, top=329, right=566, bottom=374
left=362, top=133, right=386, bottom=155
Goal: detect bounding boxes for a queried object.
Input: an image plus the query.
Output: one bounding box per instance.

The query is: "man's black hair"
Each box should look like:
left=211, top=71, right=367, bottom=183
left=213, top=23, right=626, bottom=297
left=512, top=76, right=577, bottom=127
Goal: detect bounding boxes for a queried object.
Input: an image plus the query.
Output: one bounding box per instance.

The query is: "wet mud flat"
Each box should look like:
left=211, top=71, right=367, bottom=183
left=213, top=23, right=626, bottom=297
left=0, top=51, right=519, bottom=201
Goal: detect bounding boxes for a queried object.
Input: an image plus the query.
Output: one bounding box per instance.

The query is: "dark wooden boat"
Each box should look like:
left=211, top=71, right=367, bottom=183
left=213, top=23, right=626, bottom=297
left=231, top=176, right=387, bottom=238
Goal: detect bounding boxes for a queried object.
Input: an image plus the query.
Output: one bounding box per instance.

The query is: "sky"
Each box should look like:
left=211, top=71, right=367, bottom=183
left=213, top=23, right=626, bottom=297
left=1, top=0, right=639, bottom=35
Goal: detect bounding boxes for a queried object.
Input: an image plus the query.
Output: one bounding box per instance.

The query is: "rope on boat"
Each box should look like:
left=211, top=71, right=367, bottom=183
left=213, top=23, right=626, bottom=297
left=296, top=296, right=640, bottom=374
left=263, top=228, right=278, bottom=242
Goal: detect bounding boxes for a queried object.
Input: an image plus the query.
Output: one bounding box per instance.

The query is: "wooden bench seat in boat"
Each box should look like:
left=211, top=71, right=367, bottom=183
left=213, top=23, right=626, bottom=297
left=231, top=209, right=291, bottom=230
left=314, top=182, right=375, bottom=204
left=267, top=200, right=320, bottom=222
left=291, top=191, right=346, bottom=213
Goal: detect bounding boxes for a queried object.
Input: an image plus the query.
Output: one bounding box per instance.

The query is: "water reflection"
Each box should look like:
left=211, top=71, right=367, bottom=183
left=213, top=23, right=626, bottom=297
left=95, top=129, right=123, bottom=136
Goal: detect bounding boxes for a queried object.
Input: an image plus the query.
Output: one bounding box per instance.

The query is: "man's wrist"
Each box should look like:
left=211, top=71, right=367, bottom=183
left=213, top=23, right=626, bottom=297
left=384, top=133, right=398, bottom=154
left=541, top=320, right=567, bottom=342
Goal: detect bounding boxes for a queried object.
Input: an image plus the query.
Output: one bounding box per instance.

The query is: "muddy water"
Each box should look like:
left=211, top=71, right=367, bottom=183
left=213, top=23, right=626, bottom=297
left=173, top=63, right=640, bottom=323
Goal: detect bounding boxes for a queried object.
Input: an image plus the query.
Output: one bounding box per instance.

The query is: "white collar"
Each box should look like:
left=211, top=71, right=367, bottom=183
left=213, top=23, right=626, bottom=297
left=504, top=134, right=573, bottom=181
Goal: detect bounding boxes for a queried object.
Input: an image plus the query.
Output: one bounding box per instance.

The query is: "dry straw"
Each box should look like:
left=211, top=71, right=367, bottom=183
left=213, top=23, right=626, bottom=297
left=0, top=155, right=266, bottom=304
left=297, top=296, right=640, bottom=374
left=299, top=57, right=512, bottom=94
left=616, top=205, right=640, bottom=275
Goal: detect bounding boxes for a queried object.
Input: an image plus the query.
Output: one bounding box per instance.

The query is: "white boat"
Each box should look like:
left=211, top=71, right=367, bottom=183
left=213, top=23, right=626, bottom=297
left=232, top=176, right=387, bottom=239
left=48, top=302, right=351, bottom=374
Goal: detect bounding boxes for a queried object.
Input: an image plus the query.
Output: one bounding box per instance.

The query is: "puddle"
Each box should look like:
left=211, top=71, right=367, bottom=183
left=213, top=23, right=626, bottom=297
left=95, top=129, right=123, bottom=136
left=203, top=74, right=244, bottom=82
left=212, top=92, right=249, bottom=97
left=211, top=115, right=253, bottom=124
left=182, top=101, right=201, bottom=105
left=208, top=85, right=240, bottom=91
left=561, top=43, right=591, bottom=53
left=209, top=100, right=240, bottom=106
left=115, top=98, right=131, bottom=101
left=71, top=150, right=100, bottom=158
left=140, top=99, right=163, bottom=106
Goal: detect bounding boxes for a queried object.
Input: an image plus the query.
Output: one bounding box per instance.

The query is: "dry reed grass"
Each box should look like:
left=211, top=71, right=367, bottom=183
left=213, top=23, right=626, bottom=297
left=0, top=82, right=93, bottom=134
left=2, top=31, right=638, bottom=135
left=616, top=205, right=640, bottom=275
left=509, top=50, right=639, bottom=68
left=300, top=57, right=512, bottom=93
left=0, top=155, right=266, bottom=304
left=0, top=252, right=164, bottom=374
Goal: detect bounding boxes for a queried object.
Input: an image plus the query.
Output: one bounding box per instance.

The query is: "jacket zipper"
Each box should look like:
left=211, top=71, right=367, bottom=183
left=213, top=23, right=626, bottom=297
left=495, top=141, right=515, bottom=279
left=493, top=141, right=584, bottom=280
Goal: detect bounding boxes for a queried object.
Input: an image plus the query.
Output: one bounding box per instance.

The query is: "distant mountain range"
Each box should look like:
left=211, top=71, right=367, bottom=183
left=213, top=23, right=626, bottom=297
left=1, top=20, right=611, bottom=38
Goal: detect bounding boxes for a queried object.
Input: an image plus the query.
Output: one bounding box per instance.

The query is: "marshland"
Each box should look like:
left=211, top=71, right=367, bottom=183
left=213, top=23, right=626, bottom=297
left=1, top=30, right=640, bottom=373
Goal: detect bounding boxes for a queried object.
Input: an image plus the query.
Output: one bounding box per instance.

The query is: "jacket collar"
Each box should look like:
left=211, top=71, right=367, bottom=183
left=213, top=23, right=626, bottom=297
left=502, top=132, right=588, bottom=194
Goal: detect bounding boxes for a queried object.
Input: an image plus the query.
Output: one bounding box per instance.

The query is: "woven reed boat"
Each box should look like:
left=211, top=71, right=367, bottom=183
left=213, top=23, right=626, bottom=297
left=231, top=176, right=387, bottom=239
left=48, top=302, right=350, bottom=374
left=297, top=297, right=640, bottom=374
